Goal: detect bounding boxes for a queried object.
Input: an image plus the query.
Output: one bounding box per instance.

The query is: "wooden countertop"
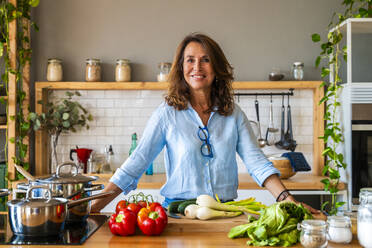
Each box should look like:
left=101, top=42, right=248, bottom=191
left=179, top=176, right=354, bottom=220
left=12, top=173, right=346, bottom=191
left=13, top=215, right=357, bottom=248
left=93, top=173, right=347, bottom=191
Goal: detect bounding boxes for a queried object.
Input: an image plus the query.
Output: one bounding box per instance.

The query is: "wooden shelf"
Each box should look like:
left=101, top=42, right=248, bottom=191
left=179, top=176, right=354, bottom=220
left=35, top=81, right=322, bottom=90
left=34, top=81, right=324, bottom=176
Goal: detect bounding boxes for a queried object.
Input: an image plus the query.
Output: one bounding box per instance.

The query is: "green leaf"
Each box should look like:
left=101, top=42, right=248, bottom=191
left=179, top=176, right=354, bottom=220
left=335, top=201, right=345, bottom=208
left=312, top=33, right=321, bottom=42
left=315, top=56, right=321, bottom=68
left=9, top=137, right=15, bottom=143
left=29, top=0, right=40, bottom=7
left=62, top=112, right=70, bottom=120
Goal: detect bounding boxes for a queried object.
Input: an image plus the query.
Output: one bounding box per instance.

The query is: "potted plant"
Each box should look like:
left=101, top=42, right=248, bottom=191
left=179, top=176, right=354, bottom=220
left=29, top=91, right=93, bottom=173
left=312, top=0, right=371, bottom=215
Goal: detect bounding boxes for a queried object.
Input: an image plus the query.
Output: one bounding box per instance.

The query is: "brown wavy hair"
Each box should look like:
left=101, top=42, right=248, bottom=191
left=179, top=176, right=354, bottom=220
left=165, top=33, right=234, bottom=116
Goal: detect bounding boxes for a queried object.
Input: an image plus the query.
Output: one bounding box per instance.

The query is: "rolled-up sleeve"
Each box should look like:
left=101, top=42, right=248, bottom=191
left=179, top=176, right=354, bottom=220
left=110, top=104, right=167, bottom=194
left=235, top=106, right=280, bottom=187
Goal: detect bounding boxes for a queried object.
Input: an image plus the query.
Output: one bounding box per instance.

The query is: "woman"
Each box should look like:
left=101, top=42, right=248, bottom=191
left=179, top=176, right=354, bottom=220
left=91, top=33, right=318, bottom=214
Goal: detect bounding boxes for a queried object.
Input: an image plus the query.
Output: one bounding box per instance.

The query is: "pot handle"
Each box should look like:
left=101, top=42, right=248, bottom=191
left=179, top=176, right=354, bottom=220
left=67, top=191, right=115, bottom=209
left=56, top=162, right=79, bottom=177
left=26, top=185, right=52, bottom=202
left=84, top=184, right=104, bottom=192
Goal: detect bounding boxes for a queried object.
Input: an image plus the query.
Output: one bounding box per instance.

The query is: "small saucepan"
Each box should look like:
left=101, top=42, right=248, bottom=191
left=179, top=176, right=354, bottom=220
left=7, top=186, right=114, bottom=237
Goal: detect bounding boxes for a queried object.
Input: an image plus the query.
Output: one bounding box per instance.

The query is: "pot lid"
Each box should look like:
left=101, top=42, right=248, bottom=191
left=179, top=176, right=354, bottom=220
left=36, top=162, right=98, bottom=184
left=7, top=186, right=68, bottom=208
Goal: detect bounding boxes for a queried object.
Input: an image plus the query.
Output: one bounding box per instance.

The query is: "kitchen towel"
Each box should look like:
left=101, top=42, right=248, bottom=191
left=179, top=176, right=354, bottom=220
left=281, top=152, right=311, bottom=172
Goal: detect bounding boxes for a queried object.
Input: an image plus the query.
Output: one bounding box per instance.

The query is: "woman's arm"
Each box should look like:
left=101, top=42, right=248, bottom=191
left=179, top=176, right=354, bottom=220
left=263, top=174, right=320, bottom=214
left=90, top=182, right=122, bottom=213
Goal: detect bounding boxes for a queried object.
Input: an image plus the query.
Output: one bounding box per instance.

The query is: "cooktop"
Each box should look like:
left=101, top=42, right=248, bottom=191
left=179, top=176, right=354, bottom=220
left=0, top=214, right=108, bottom=245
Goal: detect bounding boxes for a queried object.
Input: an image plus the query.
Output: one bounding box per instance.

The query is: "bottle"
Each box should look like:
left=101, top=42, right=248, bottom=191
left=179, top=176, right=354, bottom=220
left=129, top=133, right=137, bottom=156
left=129, top=133, right=153, bottom=175
left=101, top=145, right=113, bottom=173
left=358, top=188, right=372, bottom=248
left=107, top=145, right=115, bottom=171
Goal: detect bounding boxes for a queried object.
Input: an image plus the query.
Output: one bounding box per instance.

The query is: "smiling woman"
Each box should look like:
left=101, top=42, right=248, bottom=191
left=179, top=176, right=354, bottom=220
left=91, top=33, right=319, bottom=215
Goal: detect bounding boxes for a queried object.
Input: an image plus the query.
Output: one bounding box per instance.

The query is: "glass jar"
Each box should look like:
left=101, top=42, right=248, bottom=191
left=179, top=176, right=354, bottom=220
left=115, top=59, right=131, bottom=82
left=358, top=188, right=372, bottom=248
left=85, top=58, right=101, bottom=82
left=298, top=219, right=328, bottom=248
left=157, top=62, right=171, bottom=82
left=327, top=216, right=352, bottom=243
left=344, top=211, right=358, bottom=236
left=47, top=58, right=63, bottom=81
left=292, top=62, right=304, bottom=80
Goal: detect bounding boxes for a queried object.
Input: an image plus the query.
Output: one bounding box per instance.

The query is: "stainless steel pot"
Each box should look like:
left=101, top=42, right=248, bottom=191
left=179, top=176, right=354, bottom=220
left=7, top=186, right=68, bottom=237
left=17, top=162, right=103, bottom=222
left=7, top=186, right=114, bottom=237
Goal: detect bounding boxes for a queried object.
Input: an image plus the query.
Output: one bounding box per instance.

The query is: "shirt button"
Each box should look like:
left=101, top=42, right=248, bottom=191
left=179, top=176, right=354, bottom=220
left=206, top=162, right=209, bottom=166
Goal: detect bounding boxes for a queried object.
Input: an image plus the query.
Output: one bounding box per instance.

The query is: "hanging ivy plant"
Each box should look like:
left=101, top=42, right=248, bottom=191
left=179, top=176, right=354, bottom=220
left=0, top=0, right=39, bottom=180
left=312, top=0, right=372, bottom=215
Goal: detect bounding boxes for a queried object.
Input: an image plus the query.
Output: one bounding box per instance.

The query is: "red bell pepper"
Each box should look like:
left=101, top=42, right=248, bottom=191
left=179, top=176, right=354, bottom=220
left=108, top=209, right=136, bottom=236
left=126, top=202, right=143, bottom=215
left=115, top=200, right=128, bottom=213
left=137, top=205, right=168, bottom=235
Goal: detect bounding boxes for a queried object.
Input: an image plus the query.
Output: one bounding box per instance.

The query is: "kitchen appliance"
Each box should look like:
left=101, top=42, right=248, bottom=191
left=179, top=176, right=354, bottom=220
left=0, top=213, right=107, bottom=245
left=351, top=104, right=372, bottom=204
left=70, top=147, right=93, bottom=173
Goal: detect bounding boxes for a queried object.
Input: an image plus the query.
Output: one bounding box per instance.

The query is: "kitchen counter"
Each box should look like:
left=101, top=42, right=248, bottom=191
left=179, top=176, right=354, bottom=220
left=90, top=173, right=347, bottom=190
left=3, top=215, right=358, bottom=248
left=11, top=173, right=346, bottom=191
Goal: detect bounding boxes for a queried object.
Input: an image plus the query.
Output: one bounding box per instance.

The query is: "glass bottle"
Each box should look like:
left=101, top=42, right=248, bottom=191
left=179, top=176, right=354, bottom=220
left=358, top=188, right=372, bottom=248
left=85, top=58, right=101, bottom=82
left=101, top=145, right=112, bottom=173
left=298, top=219, right=328, bottom=248
left=292, top=62, right=304, bottom=80
left=129, top=133, right=137, bottom=156
left=157, top=62, right=171, bottom=82
left=115, top=59, right=131, bottom=82
left=47, top=58, right=63, bottom=82
left=327, top=216, right=352, bottom=243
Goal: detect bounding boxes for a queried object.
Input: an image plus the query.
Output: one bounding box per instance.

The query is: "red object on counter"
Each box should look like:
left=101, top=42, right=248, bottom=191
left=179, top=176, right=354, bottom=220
left=137, top=205, right=168, bottom=236
left=115, top=200, right=128, bottom=213
left=108, top=209, right=136, bottom=236
left=126, top=202, right=142, bottom=215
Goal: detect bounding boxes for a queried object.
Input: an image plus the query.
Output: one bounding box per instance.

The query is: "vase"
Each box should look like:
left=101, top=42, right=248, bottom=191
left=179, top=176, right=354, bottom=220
left=49, top=133, right=59, bottom=174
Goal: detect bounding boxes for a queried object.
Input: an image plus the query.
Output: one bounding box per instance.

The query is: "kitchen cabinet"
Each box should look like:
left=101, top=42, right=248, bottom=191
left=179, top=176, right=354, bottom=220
left=34, top=81, right=325, bottom=176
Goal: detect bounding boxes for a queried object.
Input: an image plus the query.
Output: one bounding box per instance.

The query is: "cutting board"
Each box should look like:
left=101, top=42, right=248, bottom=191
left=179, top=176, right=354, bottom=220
left=165, top=214, right=249, bottom=233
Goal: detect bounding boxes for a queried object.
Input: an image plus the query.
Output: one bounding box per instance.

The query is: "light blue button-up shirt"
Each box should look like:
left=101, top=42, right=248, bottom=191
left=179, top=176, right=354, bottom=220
left=110, top=101, right=279, bottom=203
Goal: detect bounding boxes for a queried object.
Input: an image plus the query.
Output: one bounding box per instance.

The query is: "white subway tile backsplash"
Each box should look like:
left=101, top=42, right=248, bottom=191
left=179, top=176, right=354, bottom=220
left=97, top=99, right=114, bottom=108
left=54, top=89, right=316, bottom=174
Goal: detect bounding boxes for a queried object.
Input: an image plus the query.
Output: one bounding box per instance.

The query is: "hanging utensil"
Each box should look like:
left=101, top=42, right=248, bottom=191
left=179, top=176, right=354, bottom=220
left=255, top=98, right=266, bottom=147
left=275, top=95, right=289, bottom=149
left=266, top=95, right=279, bottom=145
left=284, top=95, right=297, bottom=151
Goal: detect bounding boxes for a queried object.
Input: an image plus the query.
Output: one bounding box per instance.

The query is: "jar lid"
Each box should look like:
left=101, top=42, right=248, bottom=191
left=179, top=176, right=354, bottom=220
left=360, top=187, right=372, bottom=204
left=116, top=59, right=130, bottom=64
left=293, top=62, right=304, bottom=67
left=158, top=62, right=172, bottom=68
left=327, top=216, right=351, bottom=228
left=299, top=219, right=327, bottom=231
left=48, top=58, right=62, bottom=63
left=86, top=58, right=101, bottom=64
